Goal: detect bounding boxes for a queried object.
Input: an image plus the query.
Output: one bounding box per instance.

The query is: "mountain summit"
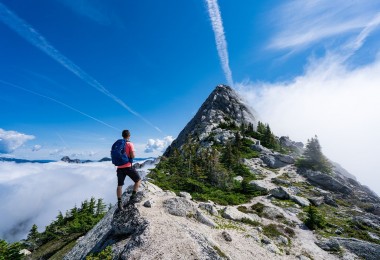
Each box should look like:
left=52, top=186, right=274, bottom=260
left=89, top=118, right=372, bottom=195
left=165, top=84, right=257, bottom=155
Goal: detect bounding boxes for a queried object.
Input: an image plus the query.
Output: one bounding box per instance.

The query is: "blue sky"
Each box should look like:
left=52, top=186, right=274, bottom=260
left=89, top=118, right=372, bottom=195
left=1, top=0, right=380, bottom=194
left=0, top=0, right=287, bottom=159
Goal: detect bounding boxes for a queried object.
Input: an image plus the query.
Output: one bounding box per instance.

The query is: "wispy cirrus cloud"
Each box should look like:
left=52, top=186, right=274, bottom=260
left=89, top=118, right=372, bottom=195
left=205, top=0, right=233, bottom=87
left=56, top=0, right=121, bottom=26
left=1, top=80, right=121, bottom=132
left=0, top=2, right=160, bottom=133
left=269, top=0, right=380, bottom=52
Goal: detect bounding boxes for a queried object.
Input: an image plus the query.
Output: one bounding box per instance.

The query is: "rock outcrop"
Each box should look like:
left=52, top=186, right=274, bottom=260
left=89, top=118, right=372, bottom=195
left=164, top=85, right=257, bottom=156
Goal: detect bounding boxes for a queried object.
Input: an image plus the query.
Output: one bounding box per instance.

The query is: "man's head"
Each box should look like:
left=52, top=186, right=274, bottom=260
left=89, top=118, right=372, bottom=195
left=122, top=130, right=130, bottom=139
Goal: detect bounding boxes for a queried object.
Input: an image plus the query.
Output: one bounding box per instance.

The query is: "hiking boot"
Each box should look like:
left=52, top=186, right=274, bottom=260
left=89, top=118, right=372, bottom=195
left=118, top=200, right=124, bottom=211
left=128, top=194, right=138, bottom=204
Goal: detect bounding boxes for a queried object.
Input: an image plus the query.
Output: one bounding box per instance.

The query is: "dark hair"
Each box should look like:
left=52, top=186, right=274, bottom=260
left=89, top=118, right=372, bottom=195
left=122, top=130, right=130, bottom=138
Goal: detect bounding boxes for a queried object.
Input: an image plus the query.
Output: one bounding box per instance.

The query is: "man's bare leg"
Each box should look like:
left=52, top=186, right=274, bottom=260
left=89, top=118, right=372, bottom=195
left=117, top=186, right=123, bottom=210
left=117, top=186, right=123, bottom=199
left=133, top=180, right=141, bottom=192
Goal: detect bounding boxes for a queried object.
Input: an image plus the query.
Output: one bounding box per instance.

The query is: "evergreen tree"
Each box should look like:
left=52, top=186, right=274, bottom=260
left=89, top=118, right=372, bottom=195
left=96, top=198, right=106, bottom=216
left=89, top=197, right=96, bottom=215
left=257, top=121, right=266, bottom=135
left=56, top=211, right=64, bottom=225
left=0, top=239, right=8, bottom=259
left=304, top=205, right=326, bottom=230
left=297, top=135, right=332, bottom=173
left=27, top=224, right=39, bottom=241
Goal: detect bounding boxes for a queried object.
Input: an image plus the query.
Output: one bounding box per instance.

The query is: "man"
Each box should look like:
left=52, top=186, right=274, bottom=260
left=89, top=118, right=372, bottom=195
left=117, top=130, right=141, bottom=210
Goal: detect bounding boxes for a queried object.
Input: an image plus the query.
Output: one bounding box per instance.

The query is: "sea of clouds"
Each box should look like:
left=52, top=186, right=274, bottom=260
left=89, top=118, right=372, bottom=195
left=0, top=160, right=150, bottom=242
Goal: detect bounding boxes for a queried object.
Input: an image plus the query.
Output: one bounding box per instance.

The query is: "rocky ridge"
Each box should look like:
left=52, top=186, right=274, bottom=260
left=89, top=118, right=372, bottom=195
left=63, top=85, right=380, bottom=259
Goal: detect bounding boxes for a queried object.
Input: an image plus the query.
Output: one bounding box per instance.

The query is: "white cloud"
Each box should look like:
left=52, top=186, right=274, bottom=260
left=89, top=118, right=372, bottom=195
left=144, top=136, right=174, bottom=153
left=0, top=161, right=146, bottom=242
left=0, top=128, right=35, bottom=154
left=32, top=145, right=42, bottom=151
left=205, top=0, right=233, bottom=87
left=269, top=0, right=380, bottom=50
left=236, top=53, right=380, bottom=196
left=49, top=148, right=67, bottom=156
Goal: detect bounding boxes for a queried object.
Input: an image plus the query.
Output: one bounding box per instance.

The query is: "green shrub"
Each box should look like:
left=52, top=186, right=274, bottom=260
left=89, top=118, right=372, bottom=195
left=284, top=226, right=296, bottom=237
left=263, top=224, right=283, bottom=238
left=86, top=246, right=113, bottom=260
left=240, top=218, right=260, bottom=226
left=304, top=205, right=326, bottom=230
left=251, top=202, right=265, bottom=216
left=237, top=206, right=250, bottom=213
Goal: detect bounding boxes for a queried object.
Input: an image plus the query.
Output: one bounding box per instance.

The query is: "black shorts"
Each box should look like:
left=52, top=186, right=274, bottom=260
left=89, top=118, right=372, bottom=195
left=117, top=167, right=141, bottom=186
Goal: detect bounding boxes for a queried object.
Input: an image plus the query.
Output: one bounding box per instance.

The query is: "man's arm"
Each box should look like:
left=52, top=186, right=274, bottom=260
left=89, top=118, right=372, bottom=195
left=129, top=142, right=135, bottom=159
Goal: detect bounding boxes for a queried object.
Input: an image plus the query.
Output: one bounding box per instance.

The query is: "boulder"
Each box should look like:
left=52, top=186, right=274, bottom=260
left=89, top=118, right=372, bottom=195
left=179, top=191, right=192, bottom=200
left=274, top=153, right=295, bottom=164
left=289, top=195, right=310, bottom=207
left=261, top=154, right=287, bottom=168
left=252, top=144, right=272, bottom=154
left=222, top=231, right=232, bottom=242
left=198, top=202, right=219, bottom=216
left=335, top=237, right=380, bottom=260
left=277, top=235, right=289, bottom=245
left=196, top=210, right=218, bottom=227
left=143, top=200, right=154, bottom=208
left=222, top=206, right=256, bottom=222
left=300, top=170, right=353, bottom=194
left=352, top=216, right=380, bottom=229
left=163, top=197, right=197, bottom=217
left=261, top=236, right=271, bottom=245
left=246, top=213, right=261, bottom=223
left=234, top=176, right=244, bottom=182
left=315, top=238, right=341, bottom=252
left=271, top=178, right=291, bottom=185
left=270, top=187, right=291, bottom=199
left=308, top=197, right=324, bottom=206
left=323, top=195, right=338, bottom=207
left=262, top=206, right=284, bottom=220
left=270, top=187, right=309, bottom=206
left=249, top=180, right=272, bottom=193
left=261, top=153, right=295, bottom=169
left=265, top=243, right=281, bottom=254
left=279, top=136, right=304, bottom=154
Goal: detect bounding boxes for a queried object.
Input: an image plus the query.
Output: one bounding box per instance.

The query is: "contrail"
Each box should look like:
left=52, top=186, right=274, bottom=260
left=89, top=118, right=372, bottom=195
left=205, top=0, right=233, bottom=87
left=0, top=80, right=121, bottom=132
left=0, top=2, right=161, bottom=133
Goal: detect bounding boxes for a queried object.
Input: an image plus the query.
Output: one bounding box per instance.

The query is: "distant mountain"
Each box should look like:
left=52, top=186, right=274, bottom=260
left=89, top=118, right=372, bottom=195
left=0, top=157, right=55, bottom=163
left=60, top=156, right=157, bottom=164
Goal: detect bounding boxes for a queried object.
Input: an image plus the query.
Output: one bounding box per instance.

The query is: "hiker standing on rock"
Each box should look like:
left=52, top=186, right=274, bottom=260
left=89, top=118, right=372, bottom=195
left=112, top=130, right=141, bottom=211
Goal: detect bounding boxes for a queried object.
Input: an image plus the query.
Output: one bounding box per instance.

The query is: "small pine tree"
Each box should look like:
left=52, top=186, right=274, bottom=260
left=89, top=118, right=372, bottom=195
left=27, top=224, right=39, bottom=241
left=96, top=198, right=106, bottom=216
left=304, top=205, right=326, bottom=230
left=297, top=135, right=332, bottom=173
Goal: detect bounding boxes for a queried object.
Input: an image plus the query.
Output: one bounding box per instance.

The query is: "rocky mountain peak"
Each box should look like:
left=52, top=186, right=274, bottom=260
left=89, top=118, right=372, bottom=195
left=165, top=84, right=257, bottom=155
